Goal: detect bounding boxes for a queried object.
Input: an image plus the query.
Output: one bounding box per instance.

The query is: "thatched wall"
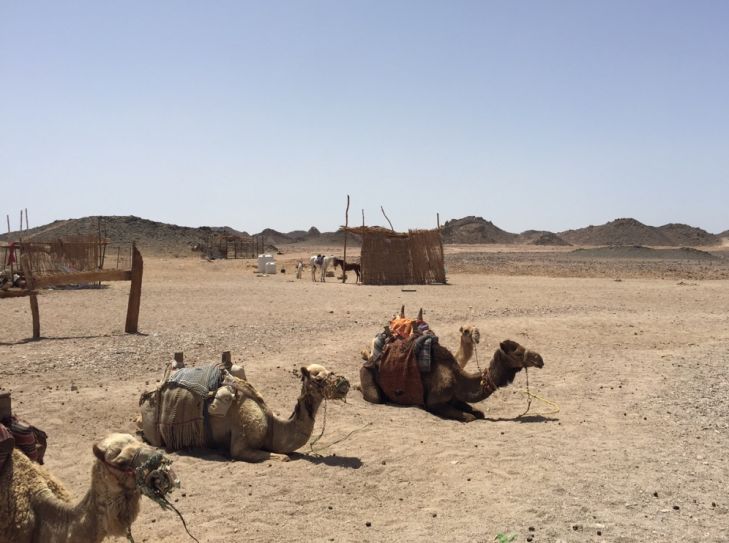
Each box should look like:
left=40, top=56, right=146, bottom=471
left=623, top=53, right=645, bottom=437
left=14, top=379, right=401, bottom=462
left=354, top=227, right=446, bottom=285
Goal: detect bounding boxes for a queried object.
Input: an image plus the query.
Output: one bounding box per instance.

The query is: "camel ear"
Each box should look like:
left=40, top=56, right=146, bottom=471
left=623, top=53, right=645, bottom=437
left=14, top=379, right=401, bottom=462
left=300, top=366, right=310, bottom=380
left=417, top=308, right=423, bottom=321
left=500, top=340, right=517, bottom=353
left=400, top=305, right=405, bottom=318
left=459, top=326, right=464, bottom=333
left=92, top=443, right=105, bottom=462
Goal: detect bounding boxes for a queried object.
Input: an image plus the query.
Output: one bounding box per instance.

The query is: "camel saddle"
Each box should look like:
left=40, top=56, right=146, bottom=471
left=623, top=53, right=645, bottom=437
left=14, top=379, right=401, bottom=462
left=376, top=336, right=425, bottom=406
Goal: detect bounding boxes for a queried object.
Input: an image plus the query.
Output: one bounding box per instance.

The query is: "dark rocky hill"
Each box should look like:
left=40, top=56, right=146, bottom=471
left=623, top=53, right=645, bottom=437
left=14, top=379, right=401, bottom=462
left=559, top=218, right=720, bottom=247
left=440, top=216, right=518, bottom=244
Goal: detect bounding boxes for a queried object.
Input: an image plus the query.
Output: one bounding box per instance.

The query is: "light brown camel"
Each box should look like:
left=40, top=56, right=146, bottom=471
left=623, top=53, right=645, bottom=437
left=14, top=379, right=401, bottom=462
left=454, top=325, right=480, bottom=368
left=359, top=339, right=544, bottom=422
left=139, top=364, right=350, bottom=462
left=0, top=433, right=178, bottom=543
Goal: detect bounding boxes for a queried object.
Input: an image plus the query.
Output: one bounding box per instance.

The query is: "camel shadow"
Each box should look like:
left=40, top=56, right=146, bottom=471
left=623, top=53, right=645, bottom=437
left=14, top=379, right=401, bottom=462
left=288, top=452, right=363, bottom=469
left=483, top=415, right=559, bottom=423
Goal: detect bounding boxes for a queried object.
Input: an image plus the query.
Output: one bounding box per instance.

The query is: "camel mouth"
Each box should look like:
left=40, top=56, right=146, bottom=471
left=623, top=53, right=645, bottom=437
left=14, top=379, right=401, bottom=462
left=531, top=356, right=544, bottom=369
left=134, top=450, right=180, bottom=498
left=324, top=376, right=351, bottom=400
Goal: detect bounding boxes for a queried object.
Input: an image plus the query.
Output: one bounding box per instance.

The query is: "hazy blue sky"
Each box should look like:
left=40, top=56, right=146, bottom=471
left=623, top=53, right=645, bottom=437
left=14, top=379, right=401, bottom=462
left=2, top=1, right=728, bottom=234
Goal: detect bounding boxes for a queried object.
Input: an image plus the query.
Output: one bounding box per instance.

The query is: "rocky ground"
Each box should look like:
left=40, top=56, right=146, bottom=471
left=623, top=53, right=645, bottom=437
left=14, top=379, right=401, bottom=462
left=1, top=245, right=728, bottom=542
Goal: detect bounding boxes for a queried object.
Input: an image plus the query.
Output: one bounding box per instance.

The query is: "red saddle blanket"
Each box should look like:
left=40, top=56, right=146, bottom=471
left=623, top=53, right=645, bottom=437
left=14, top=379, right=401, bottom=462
left=376, top=337, right=424, bottom=406
left=0, top=417, right=47, bottom=472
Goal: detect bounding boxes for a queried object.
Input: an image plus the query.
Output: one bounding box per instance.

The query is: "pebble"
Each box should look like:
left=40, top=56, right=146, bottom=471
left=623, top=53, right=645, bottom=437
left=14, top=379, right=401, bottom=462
left=673, top=505, right=680, bottom=511
left=365, top=521, right=371, bottom=527
left=653, top=491, right=659, bottom=498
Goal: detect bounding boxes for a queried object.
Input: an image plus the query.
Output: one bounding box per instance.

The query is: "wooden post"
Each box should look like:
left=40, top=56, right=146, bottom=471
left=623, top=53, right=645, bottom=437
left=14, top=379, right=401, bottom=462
left=221, top=351, right=232, bottom=369
left=30, top=293, right=40, bottom=339
left=342, top=195, right=350, bottom=283
left=437, top=212, right=446, bottom=284
left=381, top=206, right=395, bottom=232
left=125, top=244, right=143, bottom=333
left=362, top=209, right=365, bottom=228
left=0, top=390, right=10, bottom=420
left=24, top=209, right=28, bottom=230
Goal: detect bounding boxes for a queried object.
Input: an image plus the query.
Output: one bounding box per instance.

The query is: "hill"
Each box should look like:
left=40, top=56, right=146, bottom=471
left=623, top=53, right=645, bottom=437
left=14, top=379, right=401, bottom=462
left=518, top=230, right=571, bottom=246
left=440, top=216, right=518, bottom=244
left=559, top=218, right=720, bottom=247
left=0, top=216, right=247, bottom=254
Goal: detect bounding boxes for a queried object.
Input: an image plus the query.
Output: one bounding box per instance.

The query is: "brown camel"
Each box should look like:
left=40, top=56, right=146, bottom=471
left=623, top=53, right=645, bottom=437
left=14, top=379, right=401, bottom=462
left=359, top=339, right=544, bottom=422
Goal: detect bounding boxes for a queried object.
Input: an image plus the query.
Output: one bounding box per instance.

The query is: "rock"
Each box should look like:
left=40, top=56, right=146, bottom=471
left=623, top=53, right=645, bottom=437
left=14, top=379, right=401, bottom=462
left=365, top=522, right=371, bottom=527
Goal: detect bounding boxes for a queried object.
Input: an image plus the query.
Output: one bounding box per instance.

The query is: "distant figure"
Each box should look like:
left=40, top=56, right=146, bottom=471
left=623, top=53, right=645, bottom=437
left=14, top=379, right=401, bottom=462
left=296, top=260, right=304, bottom=280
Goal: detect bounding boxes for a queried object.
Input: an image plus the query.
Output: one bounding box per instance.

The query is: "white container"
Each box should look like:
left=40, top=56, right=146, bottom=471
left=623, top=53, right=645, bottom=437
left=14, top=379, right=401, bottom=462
left=264, top=261, right=276, bottom=274
left=257, top=254, right=274, bottom=273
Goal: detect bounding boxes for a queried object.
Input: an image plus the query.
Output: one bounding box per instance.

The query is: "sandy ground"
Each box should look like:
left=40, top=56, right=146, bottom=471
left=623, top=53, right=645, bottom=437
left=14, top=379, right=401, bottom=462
left=2, top=248, right=729, bottom=542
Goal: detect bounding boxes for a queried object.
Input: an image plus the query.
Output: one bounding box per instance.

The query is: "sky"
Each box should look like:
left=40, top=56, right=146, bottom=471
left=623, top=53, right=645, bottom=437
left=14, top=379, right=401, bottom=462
left=1, top=1, right=728, bottom=234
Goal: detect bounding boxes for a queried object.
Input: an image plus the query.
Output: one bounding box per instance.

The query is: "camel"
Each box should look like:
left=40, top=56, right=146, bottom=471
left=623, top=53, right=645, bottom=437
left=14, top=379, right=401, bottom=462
left=455, top=325, right=480, bottom=368
left=0, top=433, right=178, bottom=543
left=139, top=364, right=350, bottom=462
left=359, top=339, right=544, bottom=422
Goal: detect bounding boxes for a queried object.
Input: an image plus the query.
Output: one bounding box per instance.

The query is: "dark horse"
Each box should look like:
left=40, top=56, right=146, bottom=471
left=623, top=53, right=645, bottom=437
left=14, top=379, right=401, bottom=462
left=332, top=257, right=361, bottom=283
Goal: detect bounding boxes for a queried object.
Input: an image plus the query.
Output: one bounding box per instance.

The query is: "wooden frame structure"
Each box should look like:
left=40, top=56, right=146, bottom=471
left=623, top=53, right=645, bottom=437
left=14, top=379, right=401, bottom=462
left=1, top=242, right=143, bottom=340
left=342, top=226, right=446, bottom=285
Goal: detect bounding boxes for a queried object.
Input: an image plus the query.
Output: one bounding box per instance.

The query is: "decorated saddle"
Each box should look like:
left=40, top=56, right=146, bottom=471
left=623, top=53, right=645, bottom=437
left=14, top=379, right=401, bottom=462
left=139, top=363, right=225, bottom=450
left=365, top=315, right=439, bottom=406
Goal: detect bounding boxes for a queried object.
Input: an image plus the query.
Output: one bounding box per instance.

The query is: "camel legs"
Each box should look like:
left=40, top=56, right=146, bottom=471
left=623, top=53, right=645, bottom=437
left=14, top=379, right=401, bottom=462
left=230, top=435, right=290, bottom=462
left=359, top=366, right=384, bottom=404
left=426, top=402, right=478, bottom=423
left=449, top=399, right=484, bottom=419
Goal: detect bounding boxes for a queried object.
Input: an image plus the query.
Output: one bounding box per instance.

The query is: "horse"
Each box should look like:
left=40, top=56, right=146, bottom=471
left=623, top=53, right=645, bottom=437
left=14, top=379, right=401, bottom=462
left=332, top=257, right=361, bottom=283
left=309, top=255, right=336, bottom=282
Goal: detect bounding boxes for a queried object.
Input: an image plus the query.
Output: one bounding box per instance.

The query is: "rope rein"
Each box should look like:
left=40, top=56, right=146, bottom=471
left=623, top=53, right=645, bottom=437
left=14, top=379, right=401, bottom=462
left=473, top=345, right=560, bottom=417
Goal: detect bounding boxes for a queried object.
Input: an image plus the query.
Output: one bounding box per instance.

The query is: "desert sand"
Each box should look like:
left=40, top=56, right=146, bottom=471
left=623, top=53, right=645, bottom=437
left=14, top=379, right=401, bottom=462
left=2, top=245, right=728, bottom=542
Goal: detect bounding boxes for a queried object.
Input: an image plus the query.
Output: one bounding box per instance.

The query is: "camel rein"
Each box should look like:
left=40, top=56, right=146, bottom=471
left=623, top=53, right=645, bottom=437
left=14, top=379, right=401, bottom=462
left=473, top=345, right=559, bottom=417
left=99, top=453, right=200, bottom=543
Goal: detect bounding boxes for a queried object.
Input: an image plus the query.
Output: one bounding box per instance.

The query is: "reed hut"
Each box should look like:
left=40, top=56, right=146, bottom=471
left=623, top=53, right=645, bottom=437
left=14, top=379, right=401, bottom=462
left=344, top=226, right=446, bottom=285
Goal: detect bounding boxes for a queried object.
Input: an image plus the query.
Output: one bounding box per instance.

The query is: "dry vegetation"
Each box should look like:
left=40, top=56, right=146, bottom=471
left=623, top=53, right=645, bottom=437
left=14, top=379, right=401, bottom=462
left=2, top=245, right=729, bottom=542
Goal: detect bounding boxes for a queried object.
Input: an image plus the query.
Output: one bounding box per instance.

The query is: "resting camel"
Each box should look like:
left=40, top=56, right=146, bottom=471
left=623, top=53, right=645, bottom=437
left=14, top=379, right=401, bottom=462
left=455, top=325, right=480, bottom=368
left=0, top=433, right=178, bottom=543
left=360, top=339, right=544, bottom=422
left=139, top=364, right=350, bottom=462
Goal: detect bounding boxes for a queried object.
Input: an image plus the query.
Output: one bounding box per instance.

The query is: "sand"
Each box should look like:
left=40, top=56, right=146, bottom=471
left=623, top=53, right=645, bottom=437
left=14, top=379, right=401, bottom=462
left=2, top=247, right=728, bottom=542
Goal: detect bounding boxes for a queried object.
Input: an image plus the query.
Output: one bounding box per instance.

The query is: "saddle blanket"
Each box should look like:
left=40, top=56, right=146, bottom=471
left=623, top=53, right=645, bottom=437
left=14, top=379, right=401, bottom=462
left=167, top=364, right=223, bottom=397
left=376, top=337, right=425, bottom=406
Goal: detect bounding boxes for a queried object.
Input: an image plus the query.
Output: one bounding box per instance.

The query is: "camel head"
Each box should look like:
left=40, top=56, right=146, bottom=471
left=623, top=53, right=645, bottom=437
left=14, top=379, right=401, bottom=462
left=459, top=325, right=480, bottom=345
left=93, top=433, right=179, bottom=497
left=300, top=364, right=350, bottom=401
left=498, top=340, right=544, bottom=369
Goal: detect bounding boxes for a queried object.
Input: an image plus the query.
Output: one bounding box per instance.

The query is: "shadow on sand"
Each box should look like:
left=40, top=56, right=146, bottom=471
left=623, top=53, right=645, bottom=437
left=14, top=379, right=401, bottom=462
left=483, top=414, right=559, bottom=423
left=288, top=452, right=363, bottom=469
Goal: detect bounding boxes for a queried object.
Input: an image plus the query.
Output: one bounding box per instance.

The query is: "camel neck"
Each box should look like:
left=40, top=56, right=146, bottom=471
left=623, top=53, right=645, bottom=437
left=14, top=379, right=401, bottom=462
left=33, top=463, right=140, bottom=543
left=267, top=388, right=323, bottom=453
left=455, top=338, right=474, bottom=366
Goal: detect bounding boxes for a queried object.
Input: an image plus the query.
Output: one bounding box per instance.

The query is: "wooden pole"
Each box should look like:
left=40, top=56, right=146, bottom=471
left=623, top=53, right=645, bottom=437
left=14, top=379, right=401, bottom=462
left=437, top=212, right=446, bottom=284
left=342, top=195, right=350, bottom=283
left=381, top=206, right=395, bottom=232
left=19, top=210, right=23, bottom=232
left=362, top=209, right=365, bottom=227
left=30, top=294, right=40, bottom=339
left=24, top=209, right=28, bottom=230
left=125, top=244, right=143, bottom=333
left=221, top=351, right=232, bottom=369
